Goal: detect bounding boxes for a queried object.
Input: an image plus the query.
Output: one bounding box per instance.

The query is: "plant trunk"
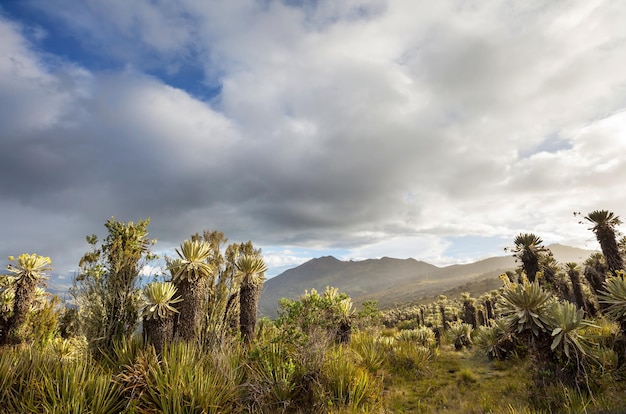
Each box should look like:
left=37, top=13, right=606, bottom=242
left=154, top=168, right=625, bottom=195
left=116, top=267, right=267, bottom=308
left=485, top=299, right=494, bottom=321
left=597, top=226, right=624, bottom=274
left=568, top=269, right=587, bottom=314
left=462, top=302, right=477, bottom=328
left=143, top=315, right=174, bottom=356
left=1, top=277, right=37, bottom=345
left=521, top=252, right=540, bottom=283
left=174, top=278, right=203, bottom=342
left=336, top=320, right=352, bottom=344
left=239, top=283, right=259, bottom=344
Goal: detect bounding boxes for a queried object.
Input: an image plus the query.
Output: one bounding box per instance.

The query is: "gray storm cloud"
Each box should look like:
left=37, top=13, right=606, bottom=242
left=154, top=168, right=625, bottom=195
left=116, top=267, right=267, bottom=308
left=1, top=1, right=625, bottom=278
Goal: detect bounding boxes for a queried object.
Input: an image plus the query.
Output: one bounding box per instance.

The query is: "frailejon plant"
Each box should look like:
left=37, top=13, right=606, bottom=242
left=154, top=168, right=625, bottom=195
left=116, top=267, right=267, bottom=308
left=584, top=210, right=624, bottom=275
left=142, top=282, right=182, bottom=356
left=170, top=239, right=215, bottom=342
left=544, top=301, right=596, bottom=362
left=474, top=319, right=516, bottom=360
left=0, top=253, right=52, bottom=345
left=599, top=273, right=626, bottom=323
left=499, top=275, right=552, bottom=337
left=511, top=233, right=548, bottom=283
left=235, top=254, right=268, bottom=344
left=446, top=321, right=473, bottom=351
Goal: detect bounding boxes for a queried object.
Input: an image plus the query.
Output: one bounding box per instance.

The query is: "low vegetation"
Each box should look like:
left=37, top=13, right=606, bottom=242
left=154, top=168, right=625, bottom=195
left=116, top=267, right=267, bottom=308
left=2, top=210, right=626, bottom=412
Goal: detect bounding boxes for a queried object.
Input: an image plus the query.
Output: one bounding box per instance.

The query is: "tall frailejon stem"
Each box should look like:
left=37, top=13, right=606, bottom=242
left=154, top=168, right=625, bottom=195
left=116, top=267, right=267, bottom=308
left=0, top=254, right=52, bottom=345
left=170, top=239, right=215, bottom=342
left=235, top=253, right=268, bottom=344
left=585, top=210, right=624, bottom=275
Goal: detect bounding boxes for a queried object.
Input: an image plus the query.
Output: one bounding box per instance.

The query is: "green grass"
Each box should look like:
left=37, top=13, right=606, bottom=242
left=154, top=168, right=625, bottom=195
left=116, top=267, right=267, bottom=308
left=381, top=344, right=626, bottom=413
left=384, top=346, right=533, bottom=413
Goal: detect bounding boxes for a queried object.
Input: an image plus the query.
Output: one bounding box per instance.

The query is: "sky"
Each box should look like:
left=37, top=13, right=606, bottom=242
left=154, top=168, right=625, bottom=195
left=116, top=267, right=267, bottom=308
left=1, top=0, right=626, bottom=288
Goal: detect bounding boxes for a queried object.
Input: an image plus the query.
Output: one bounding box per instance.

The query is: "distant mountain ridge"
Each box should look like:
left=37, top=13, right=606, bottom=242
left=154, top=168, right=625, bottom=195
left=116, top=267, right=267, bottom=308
left=259, top=244, right=597, bottom=317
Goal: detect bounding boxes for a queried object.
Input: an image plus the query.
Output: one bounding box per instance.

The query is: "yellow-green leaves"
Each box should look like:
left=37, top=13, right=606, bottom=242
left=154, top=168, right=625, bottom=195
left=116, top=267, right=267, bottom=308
left=599, top=275, right=626, bottom=321
left=142, top=282, right=182, bottom=320
left=546, top=301, right=596, bottom=359
left=171, top=240, right=215, bottom=283
left=5, top=254, right=52, bottom=282
left=500, top=279, right=552, bottom=336
left=235, top=255, right=268, bottom=285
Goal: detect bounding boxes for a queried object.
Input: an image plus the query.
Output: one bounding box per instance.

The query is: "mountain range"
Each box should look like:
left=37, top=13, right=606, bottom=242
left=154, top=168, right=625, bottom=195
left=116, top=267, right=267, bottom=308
left=259, top=244, right=596, bottom=317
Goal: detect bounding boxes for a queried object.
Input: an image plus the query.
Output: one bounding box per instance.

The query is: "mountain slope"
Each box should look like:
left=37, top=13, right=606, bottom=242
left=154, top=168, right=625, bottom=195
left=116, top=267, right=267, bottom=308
left=259, top=244, right=597, bottom=317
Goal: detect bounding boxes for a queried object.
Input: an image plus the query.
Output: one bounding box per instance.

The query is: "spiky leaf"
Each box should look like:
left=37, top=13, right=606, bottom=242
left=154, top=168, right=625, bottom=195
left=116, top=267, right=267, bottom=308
left=142, top=282, right=182, bottom=320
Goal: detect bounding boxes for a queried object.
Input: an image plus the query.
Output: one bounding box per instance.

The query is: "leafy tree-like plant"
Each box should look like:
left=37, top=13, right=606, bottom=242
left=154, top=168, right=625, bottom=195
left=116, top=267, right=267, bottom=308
left=585, top=210, right=624, bottom=275
left=544, top=301, right=595, bottom=362
left=460, top=292, right=477, bottom=328
left=142, top=282, right=182, bottom=356
left=447, top=321, right=473, bottom=351
left=73, top=218, right=155, bottom=354
left=474, top=319, right=517, bottom=360
left=170, top=239, right=215, bottom=342
left=511, top=233, right=547, bottom=283
left=499, top=276, right=554, bottom=387
left=599, top=273, right=626, bottom=347
left=565, top=263, right=588, bottom=315
left=584, top=253, right=609, bottom=295
left=0, top=254, right=52, bottom=345
left=235, top=254, right=268, bottom=344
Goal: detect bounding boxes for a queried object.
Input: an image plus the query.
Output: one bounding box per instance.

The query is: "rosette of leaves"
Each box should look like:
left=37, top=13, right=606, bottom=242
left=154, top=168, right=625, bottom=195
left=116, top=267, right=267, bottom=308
left=142, top=282, right=182, bottom=355
left=335, top=297, right=355, bottom=344
left=598, top=273, right=626, bottom=323
left=0, top=288, right=15, bottom=315
left=474, top=319, right=516, bottom=360
left=446, top=321, right=473, bottom=350
left=171, top=240, right=214, bottom=283
left=1, top=254, right=52, bottom=345
left=143, top=282, right=182, bottom=320
left=545, top=301, right=596, bottom=360
left=500, top=278, right=552, bottom=337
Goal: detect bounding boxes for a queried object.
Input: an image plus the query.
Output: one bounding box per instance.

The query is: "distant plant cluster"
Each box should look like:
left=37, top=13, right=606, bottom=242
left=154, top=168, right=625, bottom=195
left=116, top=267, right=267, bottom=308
left=2, top=210, right=626, bottom=412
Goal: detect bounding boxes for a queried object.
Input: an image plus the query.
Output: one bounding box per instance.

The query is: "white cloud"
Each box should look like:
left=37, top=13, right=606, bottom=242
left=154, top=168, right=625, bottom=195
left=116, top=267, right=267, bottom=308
left=2, top=1, right=626, bottom=280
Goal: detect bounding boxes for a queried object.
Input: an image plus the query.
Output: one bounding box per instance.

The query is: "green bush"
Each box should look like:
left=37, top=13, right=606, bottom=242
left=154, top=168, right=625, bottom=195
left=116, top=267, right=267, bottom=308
left=389, top=341, right=433, bottom=375
left=140, top=342, right=240, bottom=414
left=350, top=331, right=387, bottom=373
left=0, top=346, right=125, bottom=413
left=322, top=346, right=382, bottom=412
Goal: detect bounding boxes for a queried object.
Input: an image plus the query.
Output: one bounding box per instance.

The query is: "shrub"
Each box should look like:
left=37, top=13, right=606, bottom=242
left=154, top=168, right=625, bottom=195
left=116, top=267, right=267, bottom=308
left=389, top=341, right=433, bottom=375
left=396, top=326, right=436, bottom=348
left=246, top=340, right=298, bottom=413
left=350, top=331, right=387, bottom=373
left=0, top=345, right=125, bottom=413
left=446, top=321, right=473, bottom=351
left=322, top=346, right=382, bottom=412
left=141, top=342, right=240, bottom=413
left=474, top=319, right=517, bottom=360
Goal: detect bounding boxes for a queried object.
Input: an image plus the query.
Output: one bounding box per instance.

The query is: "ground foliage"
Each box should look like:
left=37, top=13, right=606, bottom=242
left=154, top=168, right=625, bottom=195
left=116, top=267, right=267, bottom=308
left=2, top=212, right=626, bottom=412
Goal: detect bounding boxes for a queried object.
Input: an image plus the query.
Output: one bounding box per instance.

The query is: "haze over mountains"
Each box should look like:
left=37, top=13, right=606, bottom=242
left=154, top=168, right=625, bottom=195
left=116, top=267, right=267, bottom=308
left=259, top=244, right=596, bottom=317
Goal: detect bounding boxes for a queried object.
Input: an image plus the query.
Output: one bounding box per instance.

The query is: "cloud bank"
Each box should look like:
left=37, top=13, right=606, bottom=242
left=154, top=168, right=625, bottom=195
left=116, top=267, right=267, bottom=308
left=1, top=1, right=625, bottom=279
